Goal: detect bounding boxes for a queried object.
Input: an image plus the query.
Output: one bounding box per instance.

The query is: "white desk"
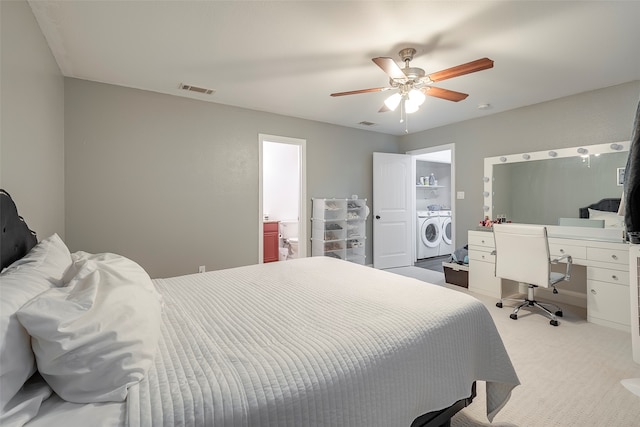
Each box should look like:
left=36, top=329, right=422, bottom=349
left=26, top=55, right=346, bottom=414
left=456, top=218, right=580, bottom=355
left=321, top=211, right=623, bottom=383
left=468, top=228, right=631, bottom=332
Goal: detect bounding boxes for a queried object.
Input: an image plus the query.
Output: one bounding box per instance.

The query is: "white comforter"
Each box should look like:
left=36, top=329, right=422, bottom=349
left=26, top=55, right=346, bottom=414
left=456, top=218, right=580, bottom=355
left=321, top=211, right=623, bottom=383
left=127, top=257, right=519, bottom=426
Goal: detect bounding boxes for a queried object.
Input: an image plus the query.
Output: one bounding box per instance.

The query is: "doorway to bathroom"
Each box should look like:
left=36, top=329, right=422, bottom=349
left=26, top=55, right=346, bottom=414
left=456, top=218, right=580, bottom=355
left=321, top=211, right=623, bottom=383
left=258, top=134, right=307, bottom=264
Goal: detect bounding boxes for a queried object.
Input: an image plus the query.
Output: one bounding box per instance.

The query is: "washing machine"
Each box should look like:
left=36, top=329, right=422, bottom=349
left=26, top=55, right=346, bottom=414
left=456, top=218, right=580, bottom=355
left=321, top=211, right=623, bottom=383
left=438, top=210, right=453, bottom=256
left=417, top=211, right=441, bottom=259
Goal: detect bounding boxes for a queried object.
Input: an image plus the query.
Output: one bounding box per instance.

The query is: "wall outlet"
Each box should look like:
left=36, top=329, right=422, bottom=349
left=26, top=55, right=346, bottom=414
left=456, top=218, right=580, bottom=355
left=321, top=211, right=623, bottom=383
left=198, top=265, right=206, bottom=273
left=456, top=191, right=465, bottom=199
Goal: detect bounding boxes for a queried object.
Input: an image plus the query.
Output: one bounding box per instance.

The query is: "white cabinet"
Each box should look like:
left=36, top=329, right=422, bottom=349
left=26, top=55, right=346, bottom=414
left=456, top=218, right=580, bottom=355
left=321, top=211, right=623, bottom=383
left=311, top=198, right=367, bottom=265
left=468, top=230, right=501, bottom=298
left=585, top=242, right=630, bottom=331
left=587, top=275, right=630, bottom=328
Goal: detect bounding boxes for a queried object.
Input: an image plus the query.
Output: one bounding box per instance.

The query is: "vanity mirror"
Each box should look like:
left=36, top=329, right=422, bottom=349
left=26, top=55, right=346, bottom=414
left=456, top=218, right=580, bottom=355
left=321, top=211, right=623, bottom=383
left=483, top=141, right=630, bottom=225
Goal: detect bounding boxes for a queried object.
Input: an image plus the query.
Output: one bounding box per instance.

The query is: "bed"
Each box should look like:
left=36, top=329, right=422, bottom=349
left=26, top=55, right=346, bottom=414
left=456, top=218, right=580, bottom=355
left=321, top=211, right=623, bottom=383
left=578, top=198, right=621, bottom=219
left=0, top=189, right=520, bottom=427
left=578, top=198, right=624, bottom=229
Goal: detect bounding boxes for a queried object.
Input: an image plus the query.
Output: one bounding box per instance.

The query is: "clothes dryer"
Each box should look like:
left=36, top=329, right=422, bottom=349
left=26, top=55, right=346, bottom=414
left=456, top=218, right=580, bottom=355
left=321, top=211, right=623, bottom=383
left=417, top=211, right=441, bottom=259
left=438, top=210, right=453, bottom=256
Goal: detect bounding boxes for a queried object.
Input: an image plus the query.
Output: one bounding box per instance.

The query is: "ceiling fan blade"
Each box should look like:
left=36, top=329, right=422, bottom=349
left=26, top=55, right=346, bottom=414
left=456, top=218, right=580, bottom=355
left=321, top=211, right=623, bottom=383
left=330, top=87, right=391, bottom=97
left=378, top=103, right=392, bottom=113
left=427, top=58, right=494, bottom=82
left=372, top=57, right=406, bottom=80
left=423, top=87, right=469, bottom=102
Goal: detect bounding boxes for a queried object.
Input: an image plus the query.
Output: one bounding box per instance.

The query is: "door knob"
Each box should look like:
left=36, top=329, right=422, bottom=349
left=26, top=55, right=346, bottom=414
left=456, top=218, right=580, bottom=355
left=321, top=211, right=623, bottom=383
left=375, top=215, right=381, bottom=220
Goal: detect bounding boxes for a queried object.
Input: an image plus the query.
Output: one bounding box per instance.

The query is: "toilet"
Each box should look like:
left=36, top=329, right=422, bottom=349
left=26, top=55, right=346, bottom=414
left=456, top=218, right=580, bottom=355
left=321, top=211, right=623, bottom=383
left=279, top=220, right=299, bottom=260
left=286, top=237, right=299, bottom=259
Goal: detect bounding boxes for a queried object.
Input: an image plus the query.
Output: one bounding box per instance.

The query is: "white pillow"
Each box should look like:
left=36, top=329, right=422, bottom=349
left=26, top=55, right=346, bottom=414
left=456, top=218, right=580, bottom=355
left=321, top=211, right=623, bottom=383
left=17, top=252, right=162, bottom=403
left=0, top=234, right=71, bottom=417
left=588, top=208, right=624, bottom=228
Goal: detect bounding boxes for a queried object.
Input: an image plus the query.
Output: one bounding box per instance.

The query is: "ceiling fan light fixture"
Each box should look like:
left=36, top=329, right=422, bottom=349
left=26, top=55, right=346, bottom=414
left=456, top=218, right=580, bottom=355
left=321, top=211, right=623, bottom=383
left=408, top=88, right=426, bottom=107
left=404, top=90, right=424, bottom=114
left=405, top=98, right=420, bottom=114
left=332, top=48, right=494, bottom=130
left=384, top=93, right=402, bottom=111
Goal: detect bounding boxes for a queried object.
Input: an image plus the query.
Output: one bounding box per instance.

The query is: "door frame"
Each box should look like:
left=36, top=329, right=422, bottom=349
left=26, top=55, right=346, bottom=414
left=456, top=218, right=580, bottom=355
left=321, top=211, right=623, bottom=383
left=258, top=134, right=307, bottom=264
left=407, top=143, right=456, bottom=261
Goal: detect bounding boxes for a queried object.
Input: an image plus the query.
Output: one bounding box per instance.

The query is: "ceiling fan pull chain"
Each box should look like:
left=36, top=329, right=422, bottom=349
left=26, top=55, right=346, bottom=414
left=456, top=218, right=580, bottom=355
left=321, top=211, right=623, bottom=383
left=404, top=109, right=409, bottom=134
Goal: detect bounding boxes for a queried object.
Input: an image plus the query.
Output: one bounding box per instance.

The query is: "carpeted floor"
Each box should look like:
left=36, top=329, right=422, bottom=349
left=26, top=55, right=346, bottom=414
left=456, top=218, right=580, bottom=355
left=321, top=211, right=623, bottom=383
left=385, top=266, right=446, bottom=286
left=386, top=267, right=640, bottom=427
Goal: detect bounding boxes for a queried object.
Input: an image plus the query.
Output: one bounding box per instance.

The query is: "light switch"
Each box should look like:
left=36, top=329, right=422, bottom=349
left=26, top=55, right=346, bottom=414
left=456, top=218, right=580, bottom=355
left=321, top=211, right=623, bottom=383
left=457, top=191, right=465, bottom=199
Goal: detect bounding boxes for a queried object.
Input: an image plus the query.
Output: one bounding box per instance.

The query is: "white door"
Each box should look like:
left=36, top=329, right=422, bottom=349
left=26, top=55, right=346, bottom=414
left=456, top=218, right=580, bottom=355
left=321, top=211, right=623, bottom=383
left=373, top=152, right=412, bottom=269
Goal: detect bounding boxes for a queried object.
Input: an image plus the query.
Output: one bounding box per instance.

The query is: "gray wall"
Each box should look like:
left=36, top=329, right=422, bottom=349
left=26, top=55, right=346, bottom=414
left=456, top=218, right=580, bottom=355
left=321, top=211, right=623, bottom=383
left=416, top=161, right=451, bottom=211
left=4, top=0, right=639, bottom=276
left=64, top=79, right=397, bottom=278
left=0, top=0, right=65, bottom=239
left=399, top=81, right=640, bottom=248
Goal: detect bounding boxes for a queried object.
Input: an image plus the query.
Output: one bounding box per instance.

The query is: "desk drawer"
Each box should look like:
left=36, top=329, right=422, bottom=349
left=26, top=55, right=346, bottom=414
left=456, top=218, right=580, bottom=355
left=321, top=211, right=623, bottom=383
left=468, top=249, right=495, bottom=263
left=587, top=266, right=629, bottom=285
left=468, top=233, right=494, bottom=248
left=549, top=243, right=586, bottom=260
left=587, top=247, right=628, bottom=266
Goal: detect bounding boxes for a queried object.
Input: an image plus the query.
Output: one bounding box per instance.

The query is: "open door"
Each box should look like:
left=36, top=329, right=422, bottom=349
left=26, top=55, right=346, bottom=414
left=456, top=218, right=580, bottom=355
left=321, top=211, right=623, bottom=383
left=373, top=152, right=412, bottom=269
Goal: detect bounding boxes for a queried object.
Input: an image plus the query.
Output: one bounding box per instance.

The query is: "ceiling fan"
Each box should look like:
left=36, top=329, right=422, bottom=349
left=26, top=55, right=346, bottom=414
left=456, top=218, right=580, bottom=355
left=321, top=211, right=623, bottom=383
left=331, top=48, right=493, bottom=117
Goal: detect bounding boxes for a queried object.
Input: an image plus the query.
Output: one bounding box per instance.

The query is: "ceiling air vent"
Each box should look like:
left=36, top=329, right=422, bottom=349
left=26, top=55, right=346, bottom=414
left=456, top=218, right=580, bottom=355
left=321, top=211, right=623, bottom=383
left=358, top=121, right=376, bottom=126
left=179, top=83, right=215, bottom=95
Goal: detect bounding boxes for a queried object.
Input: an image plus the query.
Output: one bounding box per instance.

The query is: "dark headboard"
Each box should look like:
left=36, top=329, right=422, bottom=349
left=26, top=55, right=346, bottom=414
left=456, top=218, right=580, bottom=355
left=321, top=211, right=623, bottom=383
left=1, top=189, right=37, bottom=270
left=579, top=198, right=621, bottom=219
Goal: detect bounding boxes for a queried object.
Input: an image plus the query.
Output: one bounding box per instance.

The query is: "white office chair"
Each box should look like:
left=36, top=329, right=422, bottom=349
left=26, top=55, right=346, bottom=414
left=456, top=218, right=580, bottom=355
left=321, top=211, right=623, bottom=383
left=493, top=223, right=572, bottom=326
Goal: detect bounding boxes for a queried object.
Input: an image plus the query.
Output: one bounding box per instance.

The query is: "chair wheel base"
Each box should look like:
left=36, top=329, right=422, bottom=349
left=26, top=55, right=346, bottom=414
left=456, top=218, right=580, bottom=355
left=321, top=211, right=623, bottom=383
left=550, top=320, right=559, bottom=326
left=496, top=302, right=503, bottom=308
left=555, top=311, right=563, bottom=317
left=509, top=313, right=518, bottom=320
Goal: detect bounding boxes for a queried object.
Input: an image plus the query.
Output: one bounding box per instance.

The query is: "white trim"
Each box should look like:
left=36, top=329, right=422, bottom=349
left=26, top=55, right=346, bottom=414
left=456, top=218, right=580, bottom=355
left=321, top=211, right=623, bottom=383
left=258, top=134, right=307, bottom=264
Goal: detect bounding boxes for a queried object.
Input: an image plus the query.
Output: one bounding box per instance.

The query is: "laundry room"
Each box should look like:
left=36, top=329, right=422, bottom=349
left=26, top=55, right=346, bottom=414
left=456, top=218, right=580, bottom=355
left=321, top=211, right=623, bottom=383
left=415, top=152, right=453, bottom=261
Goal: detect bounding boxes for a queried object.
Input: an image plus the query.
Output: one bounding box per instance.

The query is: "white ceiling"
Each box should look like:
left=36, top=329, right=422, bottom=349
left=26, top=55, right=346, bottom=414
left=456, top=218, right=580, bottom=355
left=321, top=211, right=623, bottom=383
left=29, top=1, right=640, bottom=136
